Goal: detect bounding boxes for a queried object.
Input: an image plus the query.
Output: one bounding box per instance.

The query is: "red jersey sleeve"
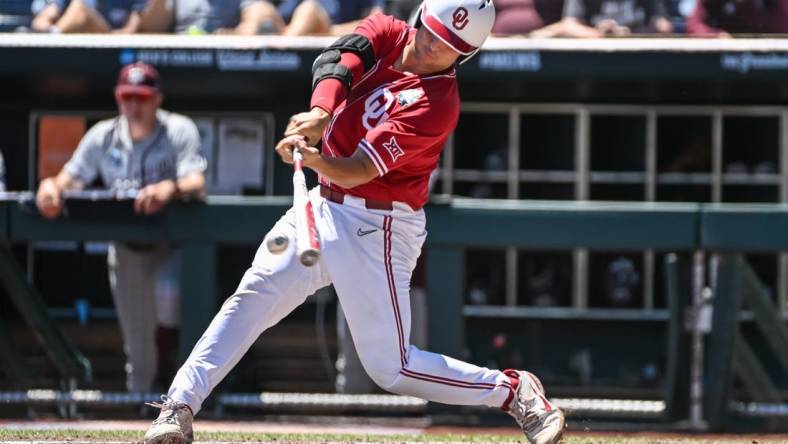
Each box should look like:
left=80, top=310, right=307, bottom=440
left=359, top=87, right=459, bottom=177
left=310, top=52, right=364, bottom=114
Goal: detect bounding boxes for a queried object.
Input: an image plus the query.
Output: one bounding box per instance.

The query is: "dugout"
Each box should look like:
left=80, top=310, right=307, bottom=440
left=0, top=35, right=786, bottom=427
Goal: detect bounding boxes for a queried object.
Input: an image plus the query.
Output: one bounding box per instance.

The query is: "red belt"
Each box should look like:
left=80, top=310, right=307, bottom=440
left=319, top=185, right=393, bottom=211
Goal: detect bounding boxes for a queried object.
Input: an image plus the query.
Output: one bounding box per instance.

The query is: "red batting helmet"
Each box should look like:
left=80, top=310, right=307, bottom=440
left=416, top=0, right=496, bottom=64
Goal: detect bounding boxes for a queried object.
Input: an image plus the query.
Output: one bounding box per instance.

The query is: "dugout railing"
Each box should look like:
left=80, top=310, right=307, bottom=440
left=0, top=195, right=787, bottom=429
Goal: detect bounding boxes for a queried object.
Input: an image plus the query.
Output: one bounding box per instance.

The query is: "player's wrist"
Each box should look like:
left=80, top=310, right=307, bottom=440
left=310, top=106, right=331, bottom=120
left=306, top=153, right=326, bottom=171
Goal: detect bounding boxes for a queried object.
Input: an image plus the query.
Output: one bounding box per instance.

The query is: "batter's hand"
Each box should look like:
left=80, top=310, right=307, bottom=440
left=284, top=107, right=331, bottom=145
left=276, top=135, right=321, bottom=166
left=35, top=178, right=63, bottom=219
left=134, top=180, right=177, bottom=216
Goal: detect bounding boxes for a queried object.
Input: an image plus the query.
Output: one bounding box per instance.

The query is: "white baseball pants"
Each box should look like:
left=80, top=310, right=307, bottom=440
left=168, top=187, right=514, bottom=414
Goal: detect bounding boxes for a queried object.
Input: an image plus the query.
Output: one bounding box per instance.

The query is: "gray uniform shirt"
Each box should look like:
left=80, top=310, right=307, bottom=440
left=64, top=110, right=206, bottom=190
left=168, top=0, right=258, bottom=33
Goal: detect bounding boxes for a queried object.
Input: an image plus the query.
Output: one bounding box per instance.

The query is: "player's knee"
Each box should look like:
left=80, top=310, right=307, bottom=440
left=364, top=365, right=403, bottom=392
left=368, top=372, right=399, bottom=392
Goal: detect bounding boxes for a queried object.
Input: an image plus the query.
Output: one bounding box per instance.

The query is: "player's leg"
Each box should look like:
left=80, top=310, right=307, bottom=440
left=166, top=207, right=332, bottom=414
left=108, top=243, right=158, bottom=392
left=54, top=0, right=112, bottom=33
left=145, top=205, right=333, bottom=444
left=323, top=204, right=564, bottom=443
left=323, top=205, right=512, bottom=407
left=282, top=0, right=331, bottom=36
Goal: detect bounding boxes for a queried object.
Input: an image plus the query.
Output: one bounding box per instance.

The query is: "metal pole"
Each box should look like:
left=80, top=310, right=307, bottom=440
left=779, top=112, right=788, bottom=317
left=711, top=111, right=723, bottom=203
left=573, top=109, right=590, bottom=309
left=506, top=108, right=520, bottom=306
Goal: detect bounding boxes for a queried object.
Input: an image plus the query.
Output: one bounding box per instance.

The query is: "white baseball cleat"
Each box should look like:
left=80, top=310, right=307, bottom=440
left=506, top=370, right=566, bottom=444
left=144, top=395, right=194, bottom=444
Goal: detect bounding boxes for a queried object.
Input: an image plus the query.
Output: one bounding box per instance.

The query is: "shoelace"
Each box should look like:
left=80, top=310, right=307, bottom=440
left=511, top=390, right=547, bottom=433
left=145, top=395, right=184, bottom=426
left=522, top=410, right=545, bottom=435
left=145, top=394, right=175, bottom=409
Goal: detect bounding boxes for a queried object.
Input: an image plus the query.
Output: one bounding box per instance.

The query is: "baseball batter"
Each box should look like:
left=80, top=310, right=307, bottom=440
left=145, top=1, right=565, bottom=444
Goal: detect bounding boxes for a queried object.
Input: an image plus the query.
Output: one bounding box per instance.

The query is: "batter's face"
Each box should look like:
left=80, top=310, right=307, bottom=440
left=411, top=26, right=461, bottom=72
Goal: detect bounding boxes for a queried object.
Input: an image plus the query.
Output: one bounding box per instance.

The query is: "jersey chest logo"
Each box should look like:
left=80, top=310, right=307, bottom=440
left=362, top=87, right=394, bottom=131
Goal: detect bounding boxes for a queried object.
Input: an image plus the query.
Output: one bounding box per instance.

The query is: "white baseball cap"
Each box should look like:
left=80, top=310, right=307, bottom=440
left=418, top=0, right=496, bottom=61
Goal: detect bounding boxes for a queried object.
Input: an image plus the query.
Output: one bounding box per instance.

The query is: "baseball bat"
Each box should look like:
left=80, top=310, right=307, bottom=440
left=292, top=148, right=321, bottom=267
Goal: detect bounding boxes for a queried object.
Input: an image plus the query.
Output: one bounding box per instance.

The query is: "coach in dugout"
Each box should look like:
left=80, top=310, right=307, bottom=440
left=35, top=62, right=207, bottom=393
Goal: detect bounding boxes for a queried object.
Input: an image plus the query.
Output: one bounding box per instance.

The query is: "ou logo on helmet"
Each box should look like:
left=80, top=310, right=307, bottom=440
left=362, top=87, right=394, bottom=131
left=452, top=7, right=469, bottom=30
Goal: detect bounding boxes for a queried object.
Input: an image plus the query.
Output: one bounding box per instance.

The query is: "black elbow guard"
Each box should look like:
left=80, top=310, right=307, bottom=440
left=311, top=33, right=375, bottom=90
left=327, top=33, right=375, bottom=72
left=312, top=58, right=353, bottom=90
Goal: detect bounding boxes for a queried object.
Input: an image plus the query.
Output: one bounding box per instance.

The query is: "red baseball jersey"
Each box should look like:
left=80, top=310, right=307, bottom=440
left=318, top=13, right=460, bottom=211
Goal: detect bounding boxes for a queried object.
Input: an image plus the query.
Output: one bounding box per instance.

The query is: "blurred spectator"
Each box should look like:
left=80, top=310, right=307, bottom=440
left=139, top=0, right=283, bottom=34
left=665, top=0, right=696, bottom=32
left=491, top=0, right=550, bottom=36
left=532, top=0, right=673, bottom=37
left=35, top=62, right=207, bottom=392
left=386, top=0, right=564, bottom=35
left=0, top=0, right=45, bottom=32
left=686, top=0, right=788, bottom=36
left=32, top=0, right=146, bottom=33
left=536, top=0, right=567, bottom=22
left=278, top=0, right=385, bottom=36
left=385, top=0, right=420, bottom=21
